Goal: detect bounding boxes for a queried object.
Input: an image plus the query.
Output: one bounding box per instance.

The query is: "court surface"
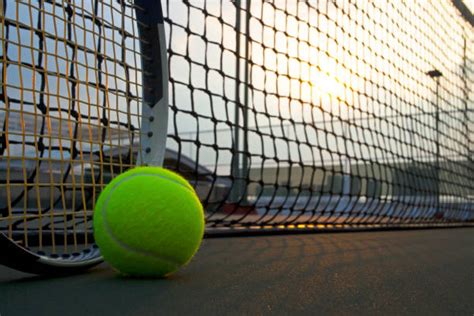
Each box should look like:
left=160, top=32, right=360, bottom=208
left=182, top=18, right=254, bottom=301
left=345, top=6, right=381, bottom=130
left=1, top=228, right=473, bottom=315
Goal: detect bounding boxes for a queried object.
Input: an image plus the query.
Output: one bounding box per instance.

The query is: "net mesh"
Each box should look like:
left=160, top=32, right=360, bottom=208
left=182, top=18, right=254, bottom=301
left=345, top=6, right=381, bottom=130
left=162, top=0, right=473, bottom=229
left=0, top=0, right=473, bottom=244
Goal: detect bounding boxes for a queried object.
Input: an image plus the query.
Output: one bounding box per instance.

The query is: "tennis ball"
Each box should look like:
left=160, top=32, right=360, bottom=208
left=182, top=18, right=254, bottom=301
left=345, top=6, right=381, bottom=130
left=93, top=166, right=204, bottom=277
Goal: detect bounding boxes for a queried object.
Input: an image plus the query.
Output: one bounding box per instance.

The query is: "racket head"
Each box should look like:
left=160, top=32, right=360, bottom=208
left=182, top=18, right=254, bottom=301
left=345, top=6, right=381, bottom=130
left=0, top=0, right=168, bottom=274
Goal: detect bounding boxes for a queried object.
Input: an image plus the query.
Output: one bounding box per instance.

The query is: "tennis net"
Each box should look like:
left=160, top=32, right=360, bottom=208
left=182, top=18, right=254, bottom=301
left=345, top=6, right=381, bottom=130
left=162, top=0, right=473, bottom=230
left=1, top=0, right=473, bottom=236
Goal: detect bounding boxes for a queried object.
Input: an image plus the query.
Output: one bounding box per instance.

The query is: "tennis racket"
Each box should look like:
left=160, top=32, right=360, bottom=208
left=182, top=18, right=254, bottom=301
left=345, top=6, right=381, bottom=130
left=0, top=0, right=168, bottom=274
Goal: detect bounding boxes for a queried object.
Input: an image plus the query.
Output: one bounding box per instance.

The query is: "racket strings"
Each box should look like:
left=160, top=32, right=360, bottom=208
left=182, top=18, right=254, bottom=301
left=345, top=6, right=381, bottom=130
left=0, top=0, right=145, bottom=253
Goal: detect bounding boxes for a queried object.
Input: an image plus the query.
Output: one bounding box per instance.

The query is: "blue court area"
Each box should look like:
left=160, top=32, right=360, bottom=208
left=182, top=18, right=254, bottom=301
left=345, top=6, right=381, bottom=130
left=1, top=227, right=473, bottom=315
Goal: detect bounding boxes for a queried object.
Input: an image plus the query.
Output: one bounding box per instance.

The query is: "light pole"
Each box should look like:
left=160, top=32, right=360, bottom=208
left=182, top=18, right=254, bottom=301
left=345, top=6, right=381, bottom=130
left=426, top=69, right=443, bottom=213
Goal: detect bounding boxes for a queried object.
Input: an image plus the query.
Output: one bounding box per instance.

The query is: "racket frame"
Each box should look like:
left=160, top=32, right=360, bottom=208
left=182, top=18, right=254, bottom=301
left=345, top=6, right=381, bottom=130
left=0, top=0, right=168, bottom=275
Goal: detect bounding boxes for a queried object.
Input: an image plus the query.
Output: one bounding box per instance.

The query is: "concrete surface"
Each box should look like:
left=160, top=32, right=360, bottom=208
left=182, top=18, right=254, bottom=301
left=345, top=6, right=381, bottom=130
left=0, top=228, right=473, bottom=315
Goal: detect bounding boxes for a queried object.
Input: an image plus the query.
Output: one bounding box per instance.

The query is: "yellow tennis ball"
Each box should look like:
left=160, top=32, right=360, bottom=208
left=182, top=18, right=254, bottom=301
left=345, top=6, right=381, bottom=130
left=93, top=167, right=205, bottom=277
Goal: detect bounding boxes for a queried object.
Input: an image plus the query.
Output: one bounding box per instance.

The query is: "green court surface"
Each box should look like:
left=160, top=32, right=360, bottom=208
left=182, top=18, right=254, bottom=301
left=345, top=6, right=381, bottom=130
left=1, top=228, right=473, bottom=315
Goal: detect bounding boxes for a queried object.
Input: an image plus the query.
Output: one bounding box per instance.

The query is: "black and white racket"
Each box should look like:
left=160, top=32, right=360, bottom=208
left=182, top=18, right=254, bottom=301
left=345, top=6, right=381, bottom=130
left=0, top=0, right=168, bottom=274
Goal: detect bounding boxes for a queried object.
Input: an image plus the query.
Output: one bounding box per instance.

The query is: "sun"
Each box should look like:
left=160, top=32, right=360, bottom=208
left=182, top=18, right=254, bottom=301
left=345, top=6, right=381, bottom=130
left=308, top=69, right=348, bottom=113
left=311, top=71, right=341, bottom=97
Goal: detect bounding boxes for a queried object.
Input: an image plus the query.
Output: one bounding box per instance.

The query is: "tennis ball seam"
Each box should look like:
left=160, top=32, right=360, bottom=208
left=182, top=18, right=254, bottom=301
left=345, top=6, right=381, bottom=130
left=100, top=172, right=194, bottom=269
left=129, top=168, right=194, bottom=192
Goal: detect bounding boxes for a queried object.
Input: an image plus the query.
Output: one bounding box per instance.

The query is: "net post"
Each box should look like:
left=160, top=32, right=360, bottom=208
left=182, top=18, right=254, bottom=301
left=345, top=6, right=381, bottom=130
left=241, top=0, right=251, bottom=205
left=231, top=0, right=242, bottom=204
left=435, top=76, right=440, bottom=213
left=462, top=36, right=472, bottom=180
left=426, top=69, right=443, bottom=214
left=342, top=117, right=351, bottom=196
left=231, top=0, right=251, bottom=205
